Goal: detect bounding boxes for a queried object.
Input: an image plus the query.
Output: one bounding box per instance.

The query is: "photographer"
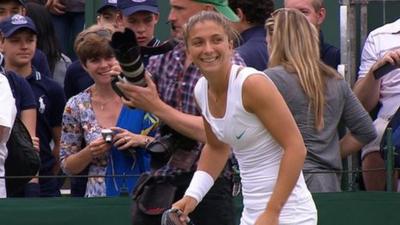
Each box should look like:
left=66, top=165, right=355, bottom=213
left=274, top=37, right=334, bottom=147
left=114, top=0, right=245, bottom=224
left=60, top=24, right=158, bottom=197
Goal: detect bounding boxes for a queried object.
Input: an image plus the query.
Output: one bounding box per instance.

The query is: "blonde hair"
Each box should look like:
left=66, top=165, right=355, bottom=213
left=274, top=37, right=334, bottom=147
left=266, top=8, right=340, bottom=130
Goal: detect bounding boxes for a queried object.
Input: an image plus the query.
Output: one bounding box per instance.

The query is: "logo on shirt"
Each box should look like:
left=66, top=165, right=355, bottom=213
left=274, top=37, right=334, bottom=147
left=38, top=96, right=46, bottom=114
left=235, top=130, right=246, bottom=140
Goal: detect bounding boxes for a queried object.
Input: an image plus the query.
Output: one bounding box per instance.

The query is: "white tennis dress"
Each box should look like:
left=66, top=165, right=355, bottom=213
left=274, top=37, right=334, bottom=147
left=194, top=65, right=317, bottom=225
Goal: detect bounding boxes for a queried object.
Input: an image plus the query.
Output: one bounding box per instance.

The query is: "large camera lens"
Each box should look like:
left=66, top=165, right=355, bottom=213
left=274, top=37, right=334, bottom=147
left=110, top=28, right=146, bottom=87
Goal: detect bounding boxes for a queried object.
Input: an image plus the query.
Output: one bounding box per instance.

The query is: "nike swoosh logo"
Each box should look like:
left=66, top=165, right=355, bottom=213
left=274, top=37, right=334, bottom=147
left=235, top=130, right=246, bottom=140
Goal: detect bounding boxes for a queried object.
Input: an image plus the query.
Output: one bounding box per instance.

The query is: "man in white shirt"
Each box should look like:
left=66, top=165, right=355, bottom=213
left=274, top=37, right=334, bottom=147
left=354, top=18, right=400, bottom=191
left=0, top=74, right=17, bottom=197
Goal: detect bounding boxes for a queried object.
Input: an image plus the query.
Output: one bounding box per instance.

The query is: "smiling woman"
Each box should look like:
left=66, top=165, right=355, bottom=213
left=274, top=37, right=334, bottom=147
left=59, top=24, right=158, bottom=197
left=172, top=11, right=318, bottom=225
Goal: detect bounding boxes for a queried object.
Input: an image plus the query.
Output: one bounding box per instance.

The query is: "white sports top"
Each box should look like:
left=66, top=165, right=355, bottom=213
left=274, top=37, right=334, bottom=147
left=194, top=65, right=316, bottom=225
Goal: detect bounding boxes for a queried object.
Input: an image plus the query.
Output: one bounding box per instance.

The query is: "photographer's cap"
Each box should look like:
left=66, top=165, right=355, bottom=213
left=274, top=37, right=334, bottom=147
left=0, top=14, right=37, bottom=38
left=97, top=0, right=118, bottom=14
left=193, top=0, right=239, bottom=22
left=117, top=0, right=159, bottom=16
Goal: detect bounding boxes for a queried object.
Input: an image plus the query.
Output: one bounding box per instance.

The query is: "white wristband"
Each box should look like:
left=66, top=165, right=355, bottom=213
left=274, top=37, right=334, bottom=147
left=184, top=170, right=214, bottom=203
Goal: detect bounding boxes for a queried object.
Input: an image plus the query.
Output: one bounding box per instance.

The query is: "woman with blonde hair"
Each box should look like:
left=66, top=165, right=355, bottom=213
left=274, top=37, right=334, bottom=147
left=265, top=9, right=376, bottom=192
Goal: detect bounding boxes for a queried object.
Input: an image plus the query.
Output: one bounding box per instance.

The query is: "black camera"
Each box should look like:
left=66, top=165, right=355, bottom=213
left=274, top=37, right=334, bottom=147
left=145, top=125, right=197, bottom=169
left=110, top=28, right=146, bottom=87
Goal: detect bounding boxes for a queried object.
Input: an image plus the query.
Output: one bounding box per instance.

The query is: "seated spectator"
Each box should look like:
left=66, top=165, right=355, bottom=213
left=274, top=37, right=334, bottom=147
left=60, top=24, right=158, bottom=197
left=353, top=17, right=400, bottom=191
left=229, top=0, right=273, bottom=71
left=26, top=2, right=71, bottom=87
left=0, top=73, right=17, bottom=198
left=264, top=8, right=377, bottom=192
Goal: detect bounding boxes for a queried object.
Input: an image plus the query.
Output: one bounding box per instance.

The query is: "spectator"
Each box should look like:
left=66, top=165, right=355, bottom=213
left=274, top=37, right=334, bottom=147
left=60, top=24, right=157, bottom=197
left=172, top=10, right=317, bottom=225
left=25, top=2, right=71, bottom=87
left=45, top=0, right=85, bottom=61
left=265, top=8, right=376, bottom=192
left=96, top=0, right=122, bottom=31
left=0, top=74, right=17, bottom=198
left=229, top=0, right=274, bottom=71
left=64, top=0, right=121, bottom=101
left=62, top=0, right=120, bottom=197
left=284, top=0, right=340, bottom=70
left=0, top=14, right=66, bottom=197
left=353, top=18, right=400, bottom=191
left=116, top=0, right=244, bottom=224
left=0, top=0, right=51, bottom=78
left=117, top=0, right=161, bottom=65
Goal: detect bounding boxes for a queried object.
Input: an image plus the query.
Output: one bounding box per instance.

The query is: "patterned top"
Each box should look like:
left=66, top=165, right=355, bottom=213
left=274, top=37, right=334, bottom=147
left=60, top=88, right=110, bottom=197
left=146, top=42, right=246, bottom=177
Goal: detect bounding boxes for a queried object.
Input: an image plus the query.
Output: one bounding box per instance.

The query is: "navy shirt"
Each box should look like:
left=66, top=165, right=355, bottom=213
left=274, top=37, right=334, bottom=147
left=32, top=49, right=52, bottom=78
left=26, top=68, right=66, bottom=172
left=236, top=26, right=268, bottom=71
left=64, top=37, right=161, bottom=99
left=320, top=32, right=341, bottom=70
left=5, top=71, right=37, bottom=117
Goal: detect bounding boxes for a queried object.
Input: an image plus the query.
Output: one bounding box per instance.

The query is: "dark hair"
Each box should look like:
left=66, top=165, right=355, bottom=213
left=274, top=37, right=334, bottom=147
left=74, top=25, right=114, bottom=66
left=228, top=0, right=274, bottom=25
left=25, top=2, right=62, bottom=73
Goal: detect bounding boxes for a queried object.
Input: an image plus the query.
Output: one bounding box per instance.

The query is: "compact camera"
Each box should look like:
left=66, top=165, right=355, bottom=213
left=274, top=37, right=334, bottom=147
left=101, top=129, right=114, bottom=143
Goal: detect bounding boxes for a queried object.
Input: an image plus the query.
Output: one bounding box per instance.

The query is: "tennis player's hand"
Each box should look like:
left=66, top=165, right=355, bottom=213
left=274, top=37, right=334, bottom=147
left=171, top=196, right=198, bottom=223
left=254, top=210, right=279, bottom=225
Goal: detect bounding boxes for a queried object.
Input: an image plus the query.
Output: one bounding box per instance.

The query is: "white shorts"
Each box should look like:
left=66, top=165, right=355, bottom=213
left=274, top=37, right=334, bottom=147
left=361, top=117, right=390, bottom=160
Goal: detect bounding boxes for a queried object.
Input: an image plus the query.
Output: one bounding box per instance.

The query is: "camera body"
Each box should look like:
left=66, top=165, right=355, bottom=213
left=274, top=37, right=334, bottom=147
left=145, top=125, right=198, bottom=170
left=101, top=128, right=114, bottom=143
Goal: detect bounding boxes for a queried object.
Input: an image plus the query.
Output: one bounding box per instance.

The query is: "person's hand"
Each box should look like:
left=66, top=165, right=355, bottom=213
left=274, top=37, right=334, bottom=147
left=110, top=127, right=151, bottom=149
left=254, top=210, right=279, bottom=225
left=116, top=73, right=163, bottom=112
left=87, top=137, right=111, bottom=158
left=46, top=0, right=66, bottom=15
left=32, top=136, right=40, bottom=153
left=371, top=49, right=400, bottom=74
left=171, top=196, right=198, bottom=224
left=104, top=58, right=122, bottom=78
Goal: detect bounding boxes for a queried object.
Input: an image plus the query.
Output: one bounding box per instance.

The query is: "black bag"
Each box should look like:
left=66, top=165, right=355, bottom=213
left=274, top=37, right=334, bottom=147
left=5, top=117, right=41, bottom=196
left=132, top=173, right=177, bottom=216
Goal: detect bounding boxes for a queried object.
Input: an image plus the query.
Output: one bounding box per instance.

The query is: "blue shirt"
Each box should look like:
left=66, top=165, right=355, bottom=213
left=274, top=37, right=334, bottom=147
left=236, top=26, right=269, bottom=71
left=26, top=68, right=66, bottom=171
left=5, top=71, right=37, bottom=117
left=320, top=32, right=340, bottom=70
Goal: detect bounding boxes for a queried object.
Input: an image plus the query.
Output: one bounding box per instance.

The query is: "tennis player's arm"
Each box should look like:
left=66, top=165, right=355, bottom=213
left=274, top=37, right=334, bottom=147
left=196, top=116, right=231, bottom=180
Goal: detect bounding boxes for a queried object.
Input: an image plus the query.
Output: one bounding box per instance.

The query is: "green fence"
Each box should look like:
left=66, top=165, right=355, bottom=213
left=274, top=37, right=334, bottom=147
left=1, top=192, right=398, bottom=225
